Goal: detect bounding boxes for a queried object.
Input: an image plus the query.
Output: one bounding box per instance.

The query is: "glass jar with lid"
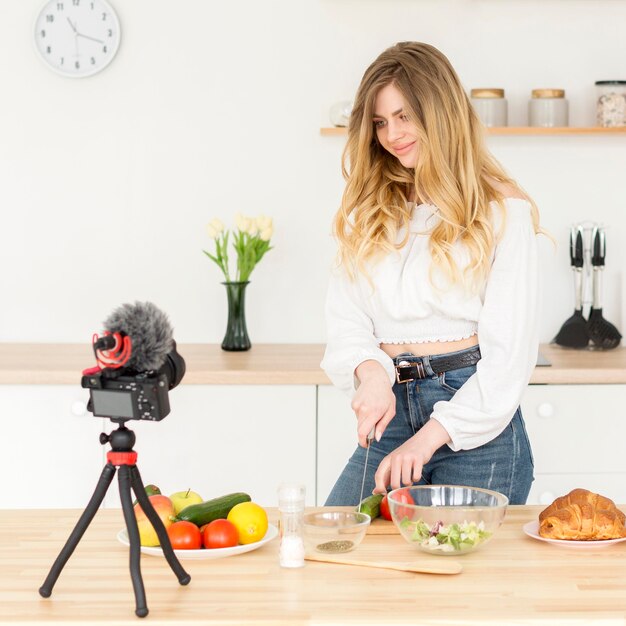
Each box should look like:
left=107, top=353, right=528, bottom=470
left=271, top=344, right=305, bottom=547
left=528, top=89, right=569, bottom=127
left=595, top=81, right=626, bottom=127
left=470, top=88, right=507, bottom=127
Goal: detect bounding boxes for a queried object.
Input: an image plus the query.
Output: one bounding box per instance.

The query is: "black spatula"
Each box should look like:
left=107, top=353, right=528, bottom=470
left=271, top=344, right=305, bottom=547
left=587, top=226, right=622, bottom=349
left=553, top=225, right=589, bottom=348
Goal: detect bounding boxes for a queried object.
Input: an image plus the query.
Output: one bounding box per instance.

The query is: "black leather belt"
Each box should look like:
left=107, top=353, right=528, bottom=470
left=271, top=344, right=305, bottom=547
left=395, top=347, right=481, bottom=384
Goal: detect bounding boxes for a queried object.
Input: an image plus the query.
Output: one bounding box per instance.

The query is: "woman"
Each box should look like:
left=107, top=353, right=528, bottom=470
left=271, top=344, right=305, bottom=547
left=321, top=42, right=544, bottom=505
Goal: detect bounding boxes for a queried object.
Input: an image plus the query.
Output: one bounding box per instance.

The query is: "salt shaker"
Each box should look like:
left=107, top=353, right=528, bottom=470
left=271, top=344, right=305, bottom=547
left=277, top=483, right=306, bottom=568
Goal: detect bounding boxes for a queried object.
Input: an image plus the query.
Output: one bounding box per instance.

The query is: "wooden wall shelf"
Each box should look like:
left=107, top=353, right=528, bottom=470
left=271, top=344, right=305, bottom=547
left=320, top=126, right=626, bottom=137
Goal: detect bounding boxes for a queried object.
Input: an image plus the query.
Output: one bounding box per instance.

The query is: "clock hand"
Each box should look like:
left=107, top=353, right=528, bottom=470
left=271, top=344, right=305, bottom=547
left=76, top=32, right=104, bottom=44
left=66, top=17, right=77, bottom=33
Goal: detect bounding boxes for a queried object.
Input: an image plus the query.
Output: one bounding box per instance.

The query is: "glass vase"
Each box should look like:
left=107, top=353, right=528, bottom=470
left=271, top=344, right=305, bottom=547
left=221, top=281, right=251, bottom=351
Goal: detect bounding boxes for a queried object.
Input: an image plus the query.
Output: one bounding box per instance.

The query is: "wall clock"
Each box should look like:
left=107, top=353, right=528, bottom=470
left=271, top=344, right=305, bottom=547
left=34, top=0, right=121, bottom=78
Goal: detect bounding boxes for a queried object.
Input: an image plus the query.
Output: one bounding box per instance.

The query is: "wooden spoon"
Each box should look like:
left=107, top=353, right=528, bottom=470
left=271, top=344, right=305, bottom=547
left=305, top=552, right=462, bottom=575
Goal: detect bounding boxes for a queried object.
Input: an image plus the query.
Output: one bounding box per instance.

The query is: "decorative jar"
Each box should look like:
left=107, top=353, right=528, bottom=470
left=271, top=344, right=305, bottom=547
left=595, top=81, right=626, bottom=127
left=529, top=89, right=569, bottom=127
left=470, top=88, right=507, bottom=127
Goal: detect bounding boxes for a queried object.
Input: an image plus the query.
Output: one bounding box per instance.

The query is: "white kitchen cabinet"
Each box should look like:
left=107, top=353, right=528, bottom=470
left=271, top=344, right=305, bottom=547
left=0, top=385, right=316, bottom=510
left=317, top=384, right=626, bottom=506
left=0, top=386, right=107, bottom=508
left=521, top=384, right=626, bottom=504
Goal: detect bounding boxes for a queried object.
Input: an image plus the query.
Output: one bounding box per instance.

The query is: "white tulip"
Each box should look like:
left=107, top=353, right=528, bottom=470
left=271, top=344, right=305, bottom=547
left=256, top=215, right=273, bottom=231
left=260, top=226, right=273, bottom=241
left=210, top=218, right=224, bottom=233
left=235, top=212, right=249, bottom=232
left=206, top=219, right=222, bottom=239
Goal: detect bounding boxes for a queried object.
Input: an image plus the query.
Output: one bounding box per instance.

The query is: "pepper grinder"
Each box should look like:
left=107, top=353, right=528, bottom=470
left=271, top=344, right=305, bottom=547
left=277, top=483, right=306, bottom=568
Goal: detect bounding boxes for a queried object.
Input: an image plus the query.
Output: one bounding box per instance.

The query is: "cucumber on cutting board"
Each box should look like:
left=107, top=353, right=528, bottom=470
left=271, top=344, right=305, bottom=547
left=358, top=494, right=383, bottom=519
left=176, top=492, right=251, bottom=526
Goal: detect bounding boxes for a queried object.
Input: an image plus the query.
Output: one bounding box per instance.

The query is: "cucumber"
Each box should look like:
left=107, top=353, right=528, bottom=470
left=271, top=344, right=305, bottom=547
left=358, top=493, right=383, bottom=519
left=176, top=492, right=251, bottom=526
left=133, top=484, right=161, bottom=506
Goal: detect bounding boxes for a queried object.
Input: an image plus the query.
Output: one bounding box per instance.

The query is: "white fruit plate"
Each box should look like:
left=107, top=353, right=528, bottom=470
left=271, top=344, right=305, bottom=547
left=116, top=524, right=278, bottom=560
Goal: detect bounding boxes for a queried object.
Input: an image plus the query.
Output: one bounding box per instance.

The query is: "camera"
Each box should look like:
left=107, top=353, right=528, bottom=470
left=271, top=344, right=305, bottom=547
left=81, top=342, right=186, bottom=421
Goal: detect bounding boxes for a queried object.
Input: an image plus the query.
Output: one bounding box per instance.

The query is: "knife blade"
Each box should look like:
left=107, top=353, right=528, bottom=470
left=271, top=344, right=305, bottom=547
left=356, top=427, right=375, bottom=512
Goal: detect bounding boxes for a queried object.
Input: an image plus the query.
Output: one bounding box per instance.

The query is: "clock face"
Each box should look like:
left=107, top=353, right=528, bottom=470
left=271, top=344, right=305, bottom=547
left=34, top=0, right=121, bottom=78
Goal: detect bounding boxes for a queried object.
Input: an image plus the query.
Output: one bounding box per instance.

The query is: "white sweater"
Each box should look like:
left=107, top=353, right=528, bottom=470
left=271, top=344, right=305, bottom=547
left=320, top=197, right=539, bottom=452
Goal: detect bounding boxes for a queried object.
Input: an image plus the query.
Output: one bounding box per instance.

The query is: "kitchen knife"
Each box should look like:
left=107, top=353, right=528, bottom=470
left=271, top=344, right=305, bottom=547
left=356, top=427, right=375, bottom=512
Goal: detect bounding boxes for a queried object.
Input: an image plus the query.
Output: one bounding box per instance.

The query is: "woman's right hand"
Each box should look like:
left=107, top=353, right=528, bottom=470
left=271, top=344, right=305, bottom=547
left=352, top=360, right=396, bottom=447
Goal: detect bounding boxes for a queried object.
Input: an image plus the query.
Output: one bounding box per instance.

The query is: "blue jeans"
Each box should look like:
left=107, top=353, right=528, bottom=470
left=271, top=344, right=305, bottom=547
left=325, top=346, right=534, bottom=506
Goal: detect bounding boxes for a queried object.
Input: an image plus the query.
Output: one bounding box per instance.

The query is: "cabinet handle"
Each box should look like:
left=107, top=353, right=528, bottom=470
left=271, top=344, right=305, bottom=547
left=539, top=491, right=556, bottom=505
left=71, top=400, right=88, bottom=416
left=537, top=402, right=555, bottom=418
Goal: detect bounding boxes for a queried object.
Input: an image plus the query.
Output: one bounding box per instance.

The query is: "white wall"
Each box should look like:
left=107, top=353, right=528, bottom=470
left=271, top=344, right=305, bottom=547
left=1, top=0, right=625, bottom=346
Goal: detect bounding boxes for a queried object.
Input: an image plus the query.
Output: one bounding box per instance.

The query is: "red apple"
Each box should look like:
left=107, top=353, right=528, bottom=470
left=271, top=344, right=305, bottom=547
left=134, top=494, right=175, bottom=547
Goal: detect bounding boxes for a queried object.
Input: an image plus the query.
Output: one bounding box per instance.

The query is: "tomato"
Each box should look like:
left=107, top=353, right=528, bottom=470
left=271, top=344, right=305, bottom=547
left=389, top=488, right=414, bottom=520
left=202, top=519, right=239, bottom=549
left=166, top=520, right=202, bottom=550
left=380, top=494, right=392, bottom=521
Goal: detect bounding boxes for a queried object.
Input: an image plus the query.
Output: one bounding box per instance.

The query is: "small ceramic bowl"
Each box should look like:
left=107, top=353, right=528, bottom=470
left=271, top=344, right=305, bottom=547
left=388, top=485, right=508, bottom=555
left=302, top=510, right=371, bottom=554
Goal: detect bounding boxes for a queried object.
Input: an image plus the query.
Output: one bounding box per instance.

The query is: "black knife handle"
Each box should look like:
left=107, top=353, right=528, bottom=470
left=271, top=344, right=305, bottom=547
left=591, top=227, right=605, bottom=267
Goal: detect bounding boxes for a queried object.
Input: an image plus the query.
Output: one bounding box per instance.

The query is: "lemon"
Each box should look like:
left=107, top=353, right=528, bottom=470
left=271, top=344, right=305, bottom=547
left=227, top=502, right=268, bottom=544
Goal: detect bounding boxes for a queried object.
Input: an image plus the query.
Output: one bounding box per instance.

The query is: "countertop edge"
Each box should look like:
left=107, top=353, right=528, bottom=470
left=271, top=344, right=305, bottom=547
left=0, top=343, right=625, bottom=385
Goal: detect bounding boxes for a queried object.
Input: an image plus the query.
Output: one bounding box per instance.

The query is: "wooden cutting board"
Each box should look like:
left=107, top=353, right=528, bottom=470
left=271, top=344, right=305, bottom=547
left=367, top=517, right=400, bottom=534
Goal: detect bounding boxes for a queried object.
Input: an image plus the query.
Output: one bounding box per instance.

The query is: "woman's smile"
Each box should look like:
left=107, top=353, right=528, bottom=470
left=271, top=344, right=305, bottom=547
left=392, top=141, right=416, bottom=155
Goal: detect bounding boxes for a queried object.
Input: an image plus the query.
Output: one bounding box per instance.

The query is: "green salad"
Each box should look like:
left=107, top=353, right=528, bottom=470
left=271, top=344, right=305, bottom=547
left=400, top=518, right=492, bottom=552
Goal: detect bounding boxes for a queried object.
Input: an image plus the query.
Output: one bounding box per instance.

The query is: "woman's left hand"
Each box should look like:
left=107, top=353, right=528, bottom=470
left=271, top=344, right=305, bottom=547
left=372, top=419, right=451, bottom=493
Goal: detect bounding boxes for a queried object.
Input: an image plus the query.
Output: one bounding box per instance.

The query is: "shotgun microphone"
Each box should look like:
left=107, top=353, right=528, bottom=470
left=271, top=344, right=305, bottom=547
left=100, top=301, right=174, bottom=372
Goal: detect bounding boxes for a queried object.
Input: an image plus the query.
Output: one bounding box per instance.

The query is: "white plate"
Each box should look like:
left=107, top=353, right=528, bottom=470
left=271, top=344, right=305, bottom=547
left=116, top=524, right=278, bottom=560
left=523, top=520, right=626, bottom=549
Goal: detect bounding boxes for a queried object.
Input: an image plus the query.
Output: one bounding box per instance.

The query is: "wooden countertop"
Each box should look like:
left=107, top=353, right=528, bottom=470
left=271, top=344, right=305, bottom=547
left=0, top=342, right=625, bottom=385
left=2, top=506, right=626, bottom=624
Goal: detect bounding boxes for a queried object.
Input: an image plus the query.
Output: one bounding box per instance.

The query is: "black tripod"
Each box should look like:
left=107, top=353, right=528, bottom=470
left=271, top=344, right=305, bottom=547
left=39, top=421, right=191, bottom=617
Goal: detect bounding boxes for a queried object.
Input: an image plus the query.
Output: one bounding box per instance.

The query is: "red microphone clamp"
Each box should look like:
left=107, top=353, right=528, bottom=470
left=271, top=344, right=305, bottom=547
left=92, top=331, right=132, bottom=370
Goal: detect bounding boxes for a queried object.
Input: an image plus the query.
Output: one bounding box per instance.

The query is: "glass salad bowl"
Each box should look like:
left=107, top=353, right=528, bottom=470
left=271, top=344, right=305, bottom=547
left=302, top=510, right=371, bottom=555
left=388, top=485, right=508, bottom=555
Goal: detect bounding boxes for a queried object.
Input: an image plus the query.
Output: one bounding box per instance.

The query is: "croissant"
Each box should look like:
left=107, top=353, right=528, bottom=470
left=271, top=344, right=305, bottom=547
left=538, top=488, right=626, bottom=540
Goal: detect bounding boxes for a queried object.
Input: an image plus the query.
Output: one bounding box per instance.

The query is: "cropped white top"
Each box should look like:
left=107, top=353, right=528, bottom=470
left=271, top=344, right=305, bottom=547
left=320, top=197, right=539, bottom=451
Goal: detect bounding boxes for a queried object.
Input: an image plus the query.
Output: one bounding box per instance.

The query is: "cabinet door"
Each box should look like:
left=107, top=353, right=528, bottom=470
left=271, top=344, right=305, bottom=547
left=103, top=385, right=317, bottom=509
left=317, top=386, right=357, bottom=505
left=0, top=386, right=106, bottom=508
left=521, top=385, right=626, bottom=474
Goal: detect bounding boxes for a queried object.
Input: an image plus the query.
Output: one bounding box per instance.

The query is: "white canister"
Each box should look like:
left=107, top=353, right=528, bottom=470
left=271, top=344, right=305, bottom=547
left=470, top=88, right=507, bottom=127
left=595, top=81, right=626, bottom=127
left=529, top=89, right=569, bottom=127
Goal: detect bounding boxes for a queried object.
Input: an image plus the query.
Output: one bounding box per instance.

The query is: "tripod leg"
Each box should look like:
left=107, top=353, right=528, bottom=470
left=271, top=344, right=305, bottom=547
left=118, top=465, right=149, bottom=618
left=129, top=464, right=191, bottom=585
left=39, top=463, right=116, bottom=598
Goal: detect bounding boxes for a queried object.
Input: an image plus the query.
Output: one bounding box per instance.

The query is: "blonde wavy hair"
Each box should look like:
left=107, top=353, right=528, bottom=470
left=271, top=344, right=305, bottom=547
left=334, top=41, right=543, bottom=292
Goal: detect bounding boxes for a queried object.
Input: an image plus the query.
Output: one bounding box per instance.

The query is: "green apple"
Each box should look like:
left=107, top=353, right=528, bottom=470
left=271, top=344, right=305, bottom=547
left=170, top=489, right=203, bottom=515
